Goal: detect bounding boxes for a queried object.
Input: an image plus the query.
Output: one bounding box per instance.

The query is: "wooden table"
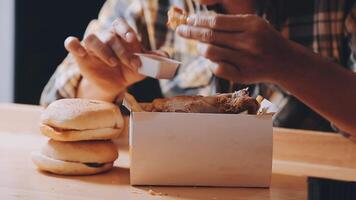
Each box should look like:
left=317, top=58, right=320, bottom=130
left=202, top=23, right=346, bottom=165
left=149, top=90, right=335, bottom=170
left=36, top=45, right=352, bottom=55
left=0, top=103, right=355, bottom=200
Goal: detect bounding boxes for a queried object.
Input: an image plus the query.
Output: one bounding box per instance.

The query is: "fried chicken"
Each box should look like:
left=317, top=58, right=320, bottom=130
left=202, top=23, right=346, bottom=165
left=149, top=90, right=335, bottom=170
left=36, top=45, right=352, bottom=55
left=167, top=6, right=188, bottom=30
left=142, top=89, right=260, bottom=114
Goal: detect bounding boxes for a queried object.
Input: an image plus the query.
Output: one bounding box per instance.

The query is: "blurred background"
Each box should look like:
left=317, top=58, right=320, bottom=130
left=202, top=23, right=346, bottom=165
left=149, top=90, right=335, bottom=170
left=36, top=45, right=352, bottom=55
left=0, top=0, right=105, bottom=104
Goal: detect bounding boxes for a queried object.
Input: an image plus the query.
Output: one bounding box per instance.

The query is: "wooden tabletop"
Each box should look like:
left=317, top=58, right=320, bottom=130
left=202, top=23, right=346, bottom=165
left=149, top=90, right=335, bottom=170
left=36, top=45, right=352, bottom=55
left=0, top=103, right=355, bottom=200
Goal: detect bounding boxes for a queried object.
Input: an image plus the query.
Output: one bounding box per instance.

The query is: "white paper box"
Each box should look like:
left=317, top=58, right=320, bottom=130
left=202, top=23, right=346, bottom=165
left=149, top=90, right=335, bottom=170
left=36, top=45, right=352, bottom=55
left=135, top=53, right=181, bottom=79
left=129, top=111, right=273, bottom=187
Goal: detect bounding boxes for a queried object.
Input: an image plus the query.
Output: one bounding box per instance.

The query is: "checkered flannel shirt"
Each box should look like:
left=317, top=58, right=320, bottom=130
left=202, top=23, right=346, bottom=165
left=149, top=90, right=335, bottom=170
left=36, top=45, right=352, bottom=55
left=40, top=0, right=356, bottom=132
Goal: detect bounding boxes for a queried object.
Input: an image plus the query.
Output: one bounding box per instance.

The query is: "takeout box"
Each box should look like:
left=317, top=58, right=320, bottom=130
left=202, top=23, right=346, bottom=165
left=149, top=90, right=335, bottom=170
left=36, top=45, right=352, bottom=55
left=124, top=97, right=275, bottom=187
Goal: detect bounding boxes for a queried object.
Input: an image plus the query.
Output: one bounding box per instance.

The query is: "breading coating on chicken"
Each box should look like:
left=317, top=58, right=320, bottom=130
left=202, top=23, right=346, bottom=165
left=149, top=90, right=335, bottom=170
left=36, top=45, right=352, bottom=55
left=167, top=6, right=188, bottom=30
left=142, top=89, right=260, bottom=114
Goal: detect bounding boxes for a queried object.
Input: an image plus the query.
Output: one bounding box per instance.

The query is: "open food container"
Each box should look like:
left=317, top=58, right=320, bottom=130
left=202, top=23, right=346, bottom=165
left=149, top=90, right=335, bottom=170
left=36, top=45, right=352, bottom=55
left=135, top=53, right=181, bottom=79
left=123, top=95, right=276, bottom=187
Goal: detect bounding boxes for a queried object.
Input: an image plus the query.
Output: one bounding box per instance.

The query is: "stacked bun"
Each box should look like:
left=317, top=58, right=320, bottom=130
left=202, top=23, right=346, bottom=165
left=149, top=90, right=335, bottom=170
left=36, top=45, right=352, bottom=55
left=32, top=99, right=124, bottom=175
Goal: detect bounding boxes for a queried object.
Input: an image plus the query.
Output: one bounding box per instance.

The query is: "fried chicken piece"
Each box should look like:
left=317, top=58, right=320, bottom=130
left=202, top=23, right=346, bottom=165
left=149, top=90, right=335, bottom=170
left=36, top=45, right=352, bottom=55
left=167, top=6, right=188, bottom=30
left=143, top=89, right=260, bottom=114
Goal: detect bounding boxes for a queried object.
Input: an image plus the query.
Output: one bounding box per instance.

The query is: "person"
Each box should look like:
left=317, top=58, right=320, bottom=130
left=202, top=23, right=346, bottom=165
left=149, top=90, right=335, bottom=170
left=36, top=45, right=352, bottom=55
left=41, top=0, right=258, bottom=105
left=175, top=4, right=356, bottom=137
left=41, top=0, right=354, bottom=133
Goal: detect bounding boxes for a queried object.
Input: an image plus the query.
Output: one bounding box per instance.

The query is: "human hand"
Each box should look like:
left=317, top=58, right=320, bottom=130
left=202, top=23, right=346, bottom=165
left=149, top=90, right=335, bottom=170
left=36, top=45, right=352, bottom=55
left=64, top=19, right=146, bottom=101
left=176, top=14, right=298, bottom=84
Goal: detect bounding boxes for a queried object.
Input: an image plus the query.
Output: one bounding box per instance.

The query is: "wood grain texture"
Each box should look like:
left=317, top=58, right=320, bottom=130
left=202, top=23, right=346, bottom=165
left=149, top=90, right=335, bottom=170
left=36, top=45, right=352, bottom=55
left=273, top=128, right=356, bottom=168
left=0, top=103, right=353, bottom=200
left=0, top=131, right=306, bottom=200
left=273, top=128, right=356, bottom=181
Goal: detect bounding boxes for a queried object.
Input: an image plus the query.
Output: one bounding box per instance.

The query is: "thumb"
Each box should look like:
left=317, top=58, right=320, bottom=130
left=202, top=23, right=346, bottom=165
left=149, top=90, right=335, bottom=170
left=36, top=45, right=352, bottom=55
left=210, top=62, right=243, bottom=83
left=64, top=36, right=88, bottom=58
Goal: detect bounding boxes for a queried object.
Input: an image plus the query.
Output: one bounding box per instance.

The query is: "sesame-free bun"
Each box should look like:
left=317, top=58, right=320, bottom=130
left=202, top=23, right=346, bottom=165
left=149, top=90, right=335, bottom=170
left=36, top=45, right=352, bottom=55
left=41, top=98, right=124, bottom=130
left=31, top=152, right=114, bottom=175
left=41, top=139, right=118, bottom=163
left=31, top=139, right=118, bottom=175
left=40, top=124, right=121, bottom=141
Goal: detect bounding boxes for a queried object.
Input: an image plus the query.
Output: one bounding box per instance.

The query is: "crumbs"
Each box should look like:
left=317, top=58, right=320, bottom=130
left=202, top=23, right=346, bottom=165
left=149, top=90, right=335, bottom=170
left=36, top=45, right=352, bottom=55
left=131, top=189, right=168, bottom=196
left=148, top=189, right=168, bottom=196
left=131, top=191, right=142, bottom=195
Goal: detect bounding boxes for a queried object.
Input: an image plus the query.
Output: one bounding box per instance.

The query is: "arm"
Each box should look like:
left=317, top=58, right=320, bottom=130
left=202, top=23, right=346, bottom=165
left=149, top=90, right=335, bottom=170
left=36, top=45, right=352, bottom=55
left=177, top=14, right=356, bottom=135
left=67, top=19, right=145, bottom=102
left=40, top=0, right=144, bottom=105
left=277, top=41, right=356, bottom=135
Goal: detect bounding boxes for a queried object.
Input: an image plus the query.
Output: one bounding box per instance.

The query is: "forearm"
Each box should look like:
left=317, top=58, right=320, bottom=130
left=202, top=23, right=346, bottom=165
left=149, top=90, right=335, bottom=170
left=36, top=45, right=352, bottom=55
left=277, top=42, right=356, bottom=135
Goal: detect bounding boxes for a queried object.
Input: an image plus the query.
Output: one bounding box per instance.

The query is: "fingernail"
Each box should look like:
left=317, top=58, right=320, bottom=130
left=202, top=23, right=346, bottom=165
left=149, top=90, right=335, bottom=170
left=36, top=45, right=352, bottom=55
left=130, top=57, right=141, bottom=69
left=109, top=57, right=119, bottom=67
left=125, top=32, right=135, bottom=43
left=187, top=15, right=196, bottom=25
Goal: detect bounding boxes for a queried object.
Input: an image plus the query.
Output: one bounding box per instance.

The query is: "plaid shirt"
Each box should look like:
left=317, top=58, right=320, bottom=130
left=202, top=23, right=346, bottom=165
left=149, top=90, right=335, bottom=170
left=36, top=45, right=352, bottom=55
left=40, top=0, right=356, bottom=132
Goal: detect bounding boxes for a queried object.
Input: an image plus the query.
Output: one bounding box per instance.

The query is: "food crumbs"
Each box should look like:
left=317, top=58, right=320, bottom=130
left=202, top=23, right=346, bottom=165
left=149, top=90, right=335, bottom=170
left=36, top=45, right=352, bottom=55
left=148, top=189, right=167, bottom=196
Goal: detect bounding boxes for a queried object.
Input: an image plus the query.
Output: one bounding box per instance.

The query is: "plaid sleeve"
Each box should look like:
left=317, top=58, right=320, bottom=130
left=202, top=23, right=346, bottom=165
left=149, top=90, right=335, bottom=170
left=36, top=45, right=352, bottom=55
left=323, top=2, right=356, bottom=138
left=39, top=54, right=82, bottom=106
left=159, top=56, right=217, bottom=97
left=333, top=3, right=356, bottom=140
left=40, top=0, right=142, bottom=106
left=346, top=2, right=356, bottom=72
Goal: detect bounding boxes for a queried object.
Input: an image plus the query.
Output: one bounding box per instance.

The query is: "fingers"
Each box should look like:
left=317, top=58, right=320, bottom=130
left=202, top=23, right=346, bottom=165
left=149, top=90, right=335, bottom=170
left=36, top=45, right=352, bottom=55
left=84, top=34, right=119, bottom=67
left=112, top=19, right=140, bottom=49
left=64, top=36, right=87, bottom=57
left=177, top=25, right=218, bottom=42
left=177, top=25, right=245, bottom=49
left=197, top=42, right=241, bottom=64
left=111, top=18, right=143, bottom=69
left=106, top=34, right=141, bottom=69
left=210, top=62, right=242, bottom=83
left=106, top=34, right=131, bottom=67
left=197, top=43, right=251, bottom=83
left=186, top=14, right=256, bottom=31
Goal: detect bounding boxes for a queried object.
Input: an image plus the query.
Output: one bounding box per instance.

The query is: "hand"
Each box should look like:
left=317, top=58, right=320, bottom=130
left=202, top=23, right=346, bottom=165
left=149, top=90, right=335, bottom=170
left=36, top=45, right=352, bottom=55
left=64, top=19, right=146, bottom=101
left=176, top=14, right=356, bottom=136
left=176, top=14, right=298, bottom=84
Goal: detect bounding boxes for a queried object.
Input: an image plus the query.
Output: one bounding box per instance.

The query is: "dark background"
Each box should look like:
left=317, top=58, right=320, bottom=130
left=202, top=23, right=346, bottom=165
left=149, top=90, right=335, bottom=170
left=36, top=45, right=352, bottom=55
left=14, top=0, right=105, bottom=104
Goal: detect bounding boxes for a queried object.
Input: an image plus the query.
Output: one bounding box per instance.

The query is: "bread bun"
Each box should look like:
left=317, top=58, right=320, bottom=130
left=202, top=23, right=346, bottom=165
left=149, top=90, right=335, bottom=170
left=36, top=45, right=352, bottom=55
left=31, top=152, right=113, bottom=175
left=41, top=99, right=123, bottom=130
left=40, top=124, right=121, bottom=141
left=41, top=139, right=118, bottom=163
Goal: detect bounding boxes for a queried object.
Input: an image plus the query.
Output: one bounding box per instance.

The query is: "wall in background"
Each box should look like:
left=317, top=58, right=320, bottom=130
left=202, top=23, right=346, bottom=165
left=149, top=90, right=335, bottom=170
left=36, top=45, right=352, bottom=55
left=13, top=0, right=161, bottom=105
left=14, top=0, right=105, bottom=105
left=0, top=0, right=15, bottom=102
